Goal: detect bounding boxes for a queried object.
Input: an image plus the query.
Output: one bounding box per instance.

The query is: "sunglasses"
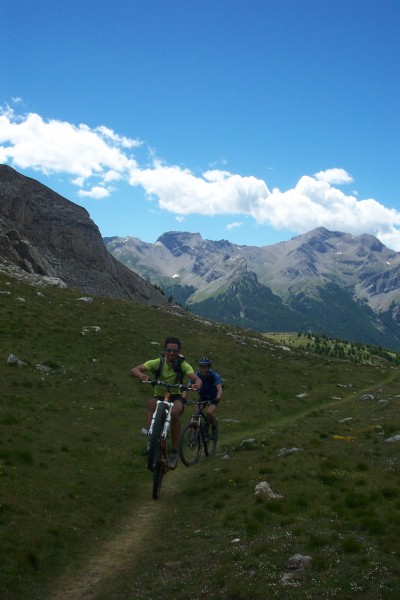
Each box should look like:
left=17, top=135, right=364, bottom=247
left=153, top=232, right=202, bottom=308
left=165, top=348, right=179, bottom=354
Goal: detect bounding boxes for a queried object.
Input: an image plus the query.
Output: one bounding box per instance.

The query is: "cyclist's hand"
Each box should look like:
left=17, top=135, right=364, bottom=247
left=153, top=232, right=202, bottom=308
left=139, top=374, right=149, bottom=382
left=192, top=383, right=201, bottom=391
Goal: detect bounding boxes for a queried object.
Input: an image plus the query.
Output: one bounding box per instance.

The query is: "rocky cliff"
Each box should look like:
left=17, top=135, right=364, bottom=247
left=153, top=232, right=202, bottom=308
left=0, top=165, right=167, bottom=305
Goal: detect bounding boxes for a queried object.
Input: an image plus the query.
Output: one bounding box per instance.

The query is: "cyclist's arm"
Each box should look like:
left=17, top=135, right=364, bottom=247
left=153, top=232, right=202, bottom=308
left=130, top=364, right=149, bottom=382
left=188, top=371, right=202, bottom=391
left=215, top=382, right=223, bottom=400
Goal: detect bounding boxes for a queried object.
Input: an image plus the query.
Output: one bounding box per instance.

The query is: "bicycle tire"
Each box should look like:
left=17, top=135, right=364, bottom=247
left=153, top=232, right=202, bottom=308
left=203, top=421, right=210, bottom=457
left=208, top=422, right=219, bottom=456
left=179, top=422, right=201, bottom=466
left=147, top=403, right=166, bottom=472
left=152, top=460, right=164, bottom=500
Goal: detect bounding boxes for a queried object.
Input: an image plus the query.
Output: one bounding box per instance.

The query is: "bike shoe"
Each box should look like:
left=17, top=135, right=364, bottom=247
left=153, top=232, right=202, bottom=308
left=167, top=450, right=179, bottom=470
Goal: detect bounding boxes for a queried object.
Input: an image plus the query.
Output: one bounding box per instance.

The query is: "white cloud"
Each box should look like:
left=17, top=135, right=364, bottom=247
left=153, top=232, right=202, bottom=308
left=314, top=168, right=353, bottom=184
left=0, top=106, right=139, bottom=185
left=132, top=165, right=400, bottom=249
left=95, top=125, right=141, bottom=149
left=226, top=221, right=243, bottom=230
left=2, top=106, right=400, bottom=249
left=78, top=186, right=110, bottom=199
left=132, top=164, right=270, bottom=217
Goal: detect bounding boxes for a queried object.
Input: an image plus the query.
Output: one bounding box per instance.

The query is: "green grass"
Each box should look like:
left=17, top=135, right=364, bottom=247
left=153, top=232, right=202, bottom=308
left=1, top=272, right=400, bottom=599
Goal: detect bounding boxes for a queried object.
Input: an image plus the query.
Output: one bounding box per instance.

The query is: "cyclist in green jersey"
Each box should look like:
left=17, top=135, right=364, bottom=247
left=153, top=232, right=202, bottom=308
left=131, top=336, right=201, bottom=469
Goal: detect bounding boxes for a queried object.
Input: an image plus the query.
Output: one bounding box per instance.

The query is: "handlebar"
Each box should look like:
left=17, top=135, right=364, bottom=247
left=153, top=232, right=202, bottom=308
left=142, top=380, right=196, bottom=392
left=183, top=399, right=213, bottom=405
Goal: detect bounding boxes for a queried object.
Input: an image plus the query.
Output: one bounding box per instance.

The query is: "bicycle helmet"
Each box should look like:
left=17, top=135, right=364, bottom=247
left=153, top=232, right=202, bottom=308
left=198, top=357, right=212, bottom=367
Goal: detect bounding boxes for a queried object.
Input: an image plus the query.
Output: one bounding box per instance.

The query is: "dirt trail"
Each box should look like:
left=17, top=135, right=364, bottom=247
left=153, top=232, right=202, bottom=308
left=50, top=469, right=187, bottom=600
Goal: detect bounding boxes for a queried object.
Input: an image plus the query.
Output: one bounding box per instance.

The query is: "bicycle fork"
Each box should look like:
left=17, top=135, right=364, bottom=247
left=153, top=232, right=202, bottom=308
left=148, top=400, right=173, bottom=459
left=189, top=415, right=201, bottom=441
left=161, top=406, right=172, bottom=443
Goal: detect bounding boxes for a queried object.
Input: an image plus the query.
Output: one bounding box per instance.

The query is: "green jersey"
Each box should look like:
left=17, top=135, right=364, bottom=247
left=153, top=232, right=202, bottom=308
left=144, top=357, right=194, bottom=396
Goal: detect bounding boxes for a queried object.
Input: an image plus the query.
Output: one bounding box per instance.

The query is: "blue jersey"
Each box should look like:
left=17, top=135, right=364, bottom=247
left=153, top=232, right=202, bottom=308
left=197, top=369, right=222, bottom=400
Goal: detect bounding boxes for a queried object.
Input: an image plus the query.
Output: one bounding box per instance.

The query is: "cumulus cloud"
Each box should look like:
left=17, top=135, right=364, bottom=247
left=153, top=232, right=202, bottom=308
left=257, top=177, right=400, bottom=241
left=314, top=168, right=353, bottom=184
left=0, top=106, right=139, bottom=185
left=2, top=105, right=400, bottom=249
left=132, top=164, right=269, bottom=216
left=78, top=186, right=110, bottom=199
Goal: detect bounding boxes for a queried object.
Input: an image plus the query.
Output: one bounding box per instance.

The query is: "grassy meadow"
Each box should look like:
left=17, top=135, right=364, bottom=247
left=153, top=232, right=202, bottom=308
left=1, top=271, right=400, bottom=599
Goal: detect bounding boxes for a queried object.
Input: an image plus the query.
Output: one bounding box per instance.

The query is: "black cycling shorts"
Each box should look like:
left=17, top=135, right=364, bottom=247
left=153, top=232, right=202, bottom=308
left=154, top=394, right=184, bottom=401
left=154, top=394, right=185, bottom=413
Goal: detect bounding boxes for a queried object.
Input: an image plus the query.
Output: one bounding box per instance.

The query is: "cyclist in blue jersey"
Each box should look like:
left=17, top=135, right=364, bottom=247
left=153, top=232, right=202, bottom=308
left=193, top=358, right=223, bottom=437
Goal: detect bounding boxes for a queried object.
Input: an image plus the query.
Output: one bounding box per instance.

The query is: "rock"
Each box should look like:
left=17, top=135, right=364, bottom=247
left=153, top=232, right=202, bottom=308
left=81, top=326, right=101, bottom=334
left=0, top=165, right=168, bottom=305
left=6, top=353, right=26, bottom=366
left=36, top=364, right=52, bottom=373
left=240, top=438, right=256, bottom=447
left=385, top=434, right=400, bottom=443
left=281, top=554, right=312, bottom=586
left=278, top=447, right=303, bottom=456
left=285, top=554, right=312, bottom=571
left=254, top=481, right=283, bottom=499
left=360, top=394, right=375, bottom=401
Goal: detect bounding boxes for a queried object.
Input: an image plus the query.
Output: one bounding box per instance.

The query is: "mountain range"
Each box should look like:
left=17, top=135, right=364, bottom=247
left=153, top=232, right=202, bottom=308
left=2, top=164, right=400, bottom=352
left=104, top=229, right=400, bottom=351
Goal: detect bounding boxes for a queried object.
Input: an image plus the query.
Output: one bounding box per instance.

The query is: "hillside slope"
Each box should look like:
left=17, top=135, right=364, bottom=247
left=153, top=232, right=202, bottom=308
left=2, top=272, right=400, bottom=599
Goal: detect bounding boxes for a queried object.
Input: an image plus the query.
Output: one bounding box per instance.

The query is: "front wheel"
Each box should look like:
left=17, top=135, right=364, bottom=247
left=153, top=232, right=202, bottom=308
left=179, top=422, right=201, bottom=466
left=152, top=458, right=165, bottom=499
left=147, top=403, right=166, bottom=472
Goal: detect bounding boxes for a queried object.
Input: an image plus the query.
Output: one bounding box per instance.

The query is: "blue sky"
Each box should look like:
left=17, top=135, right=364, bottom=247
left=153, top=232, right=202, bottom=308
left=2, top=0, right=400, bottom=249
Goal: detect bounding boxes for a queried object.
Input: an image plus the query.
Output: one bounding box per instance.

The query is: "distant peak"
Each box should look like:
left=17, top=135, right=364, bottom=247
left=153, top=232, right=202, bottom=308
left=157, top=231, right=203, bottom=252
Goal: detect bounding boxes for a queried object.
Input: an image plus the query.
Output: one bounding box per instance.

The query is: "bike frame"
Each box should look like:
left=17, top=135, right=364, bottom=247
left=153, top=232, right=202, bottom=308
left=143, top=380, right=194, bottom=498
left=178, top=399, right=218, bottom=466
left=147, top=380, right=192, bottom=446
left=189, top=399, right=212, bottom=431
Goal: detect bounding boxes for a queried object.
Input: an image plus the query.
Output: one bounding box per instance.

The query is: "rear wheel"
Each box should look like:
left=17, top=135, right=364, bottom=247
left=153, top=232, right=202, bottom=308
left=179, top=422, right=201, bottom=466
left=147, top=404, right=165, bottom=472
left=208, top=421, right=218, bottom=456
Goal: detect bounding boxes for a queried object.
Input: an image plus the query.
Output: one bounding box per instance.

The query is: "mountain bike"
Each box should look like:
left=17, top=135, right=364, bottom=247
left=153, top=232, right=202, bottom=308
left=143, top=380, right=191, bottom=499
left=178, top=399, right=219, bottom=466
